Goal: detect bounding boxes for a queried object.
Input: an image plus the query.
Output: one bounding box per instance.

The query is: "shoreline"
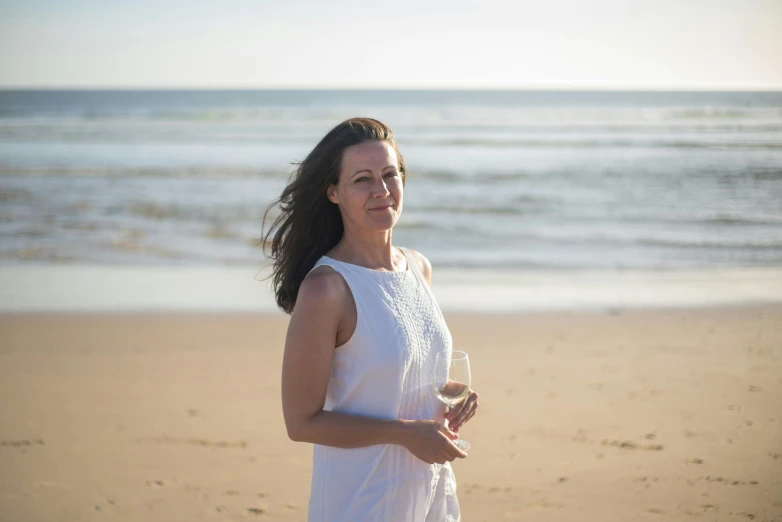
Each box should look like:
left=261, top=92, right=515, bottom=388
left=2, top=265, right=781, bottom=314
left=2, top=300, right=782, bottom=318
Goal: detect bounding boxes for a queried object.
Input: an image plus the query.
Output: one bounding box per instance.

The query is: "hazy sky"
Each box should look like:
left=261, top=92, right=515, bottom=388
left=1, top=0, right=780, bottom=89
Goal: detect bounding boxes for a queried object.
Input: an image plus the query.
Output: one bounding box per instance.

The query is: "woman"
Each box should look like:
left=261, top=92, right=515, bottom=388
left=263, top=117, right=480, bottom=521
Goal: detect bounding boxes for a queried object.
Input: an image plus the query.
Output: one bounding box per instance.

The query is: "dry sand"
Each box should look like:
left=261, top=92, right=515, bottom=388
left=1, top=306, right=780, bottom=521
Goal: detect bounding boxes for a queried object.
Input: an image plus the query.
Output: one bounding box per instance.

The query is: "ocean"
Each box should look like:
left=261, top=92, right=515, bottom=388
left=1, top=89, right=781, bottom=270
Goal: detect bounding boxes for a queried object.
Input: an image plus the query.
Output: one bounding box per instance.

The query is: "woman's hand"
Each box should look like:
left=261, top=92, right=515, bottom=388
left=400, top=420, right=468, bottom=464
left=446, top=389, right=479, bottom=433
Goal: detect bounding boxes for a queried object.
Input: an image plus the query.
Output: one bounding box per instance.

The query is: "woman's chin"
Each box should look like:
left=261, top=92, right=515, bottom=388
left=365, top=213, right=399, bottom=231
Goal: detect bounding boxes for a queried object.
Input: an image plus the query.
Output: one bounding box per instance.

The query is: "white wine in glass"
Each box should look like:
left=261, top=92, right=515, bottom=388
left=432, top=350, right=472, bottom=452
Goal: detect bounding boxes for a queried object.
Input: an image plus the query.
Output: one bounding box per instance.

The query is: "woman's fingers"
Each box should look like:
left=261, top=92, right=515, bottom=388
left=445, top=404, right=463, bottom=422
left=455, top=409, right=475, bottom=431
left=452, top=410, right=470, bottom=431
left=446, top=390, right=478, bottom=422
left=444, top=444, right=467, bottom=461
left=451, top=391, right=479, bottom=428
left=449, top=442, right=469, bottom=459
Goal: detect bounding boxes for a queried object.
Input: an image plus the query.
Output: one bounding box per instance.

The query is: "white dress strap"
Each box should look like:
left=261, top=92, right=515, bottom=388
left=399, top=247, right=448, bottom=326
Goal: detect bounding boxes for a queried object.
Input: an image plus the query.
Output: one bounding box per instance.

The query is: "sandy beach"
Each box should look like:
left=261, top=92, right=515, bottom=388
left=1, top=306, right=780, bottom=521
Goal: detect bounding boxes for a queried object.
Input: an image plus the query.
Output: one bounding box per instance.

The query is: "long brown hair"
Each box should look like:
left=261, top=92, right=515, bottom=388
left=260, top=117, right=407, bottom=314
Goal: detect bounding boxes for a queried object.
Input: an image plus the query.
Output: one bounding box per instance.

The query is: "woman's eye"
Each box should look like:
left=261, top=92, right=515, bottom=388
left=355, top=173, right=396, bottom=182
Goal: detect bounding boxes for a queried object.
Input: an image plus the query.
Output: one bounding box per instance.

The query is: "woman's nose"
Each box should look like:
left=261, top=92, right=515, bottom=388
left=372, top=178, right=390, bottom=197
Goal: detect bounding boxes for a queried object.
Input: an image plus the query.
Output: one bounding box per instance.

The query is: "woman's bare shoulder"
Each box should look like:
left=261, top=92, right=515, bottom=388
left=297, top=265, right=351, bottom=311
left=404, top=248, right=433, bottom=287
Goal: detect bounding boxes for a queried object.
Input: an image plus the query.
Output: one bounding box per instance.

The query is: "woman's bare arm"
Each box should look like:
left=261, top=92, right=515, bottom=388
left=281, top=268, right=410, bottom=448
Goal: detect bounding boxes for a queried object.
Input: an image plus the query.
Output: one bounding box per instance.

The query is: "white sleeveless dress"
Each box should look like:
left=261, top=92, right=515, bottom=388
left=305, top=247, right=460, bottom=522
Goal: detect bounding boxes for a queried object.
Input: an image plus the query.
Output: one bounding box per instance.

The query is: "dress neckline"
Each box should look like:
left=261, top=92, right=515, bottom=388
left=323, top=247, right=411, bottom=276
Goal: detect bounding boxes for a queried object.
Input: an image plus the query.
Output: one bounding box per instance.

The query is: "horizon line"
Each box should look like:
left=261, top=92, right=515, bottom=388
left=1, top=85, right=782, bottom=93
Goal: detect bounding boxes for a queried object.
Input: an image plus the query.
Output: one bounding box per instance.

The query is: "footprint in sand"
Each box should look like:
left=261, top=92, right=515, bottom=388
left=146, top=480, right=165, bottom=488
left=601, top=439, right=664, bottom=451
left=1, top=438, right=45, bottom=447
left=136, top=436, right=248, bottom=449
left=469, top=485, right=514, bottom=494
left=528, top=500, right=564, bottom=510
left=247, top=507, right=267, bottom=515
left=35, top=480, right=73, bottom=490
left=700, top=476, right=759, bottom=486
left=463, top=483, right=482, bottom=494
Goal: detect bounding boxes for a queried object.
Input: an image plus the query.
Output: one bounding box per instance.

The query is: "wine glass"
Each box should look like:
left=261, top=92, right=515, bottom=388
left=432, top=350, right=472, bottom=452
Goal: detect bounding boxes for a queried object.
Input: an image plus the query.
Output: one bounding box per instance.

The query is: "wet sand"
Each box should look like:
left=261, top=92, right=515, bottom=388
left=1, top=306, right=780, bottom=521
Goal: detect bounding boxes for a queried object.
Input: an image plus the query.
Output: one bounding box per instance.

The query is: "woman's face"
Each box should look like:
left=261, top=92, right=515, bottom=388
left=327, top=140, right=403, bottom=232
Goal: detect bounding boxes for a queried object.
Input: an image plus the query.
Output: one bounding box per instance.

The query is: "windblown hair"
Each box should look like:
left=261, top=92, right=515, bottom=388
left=260, top=117, right=407, bottom=314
